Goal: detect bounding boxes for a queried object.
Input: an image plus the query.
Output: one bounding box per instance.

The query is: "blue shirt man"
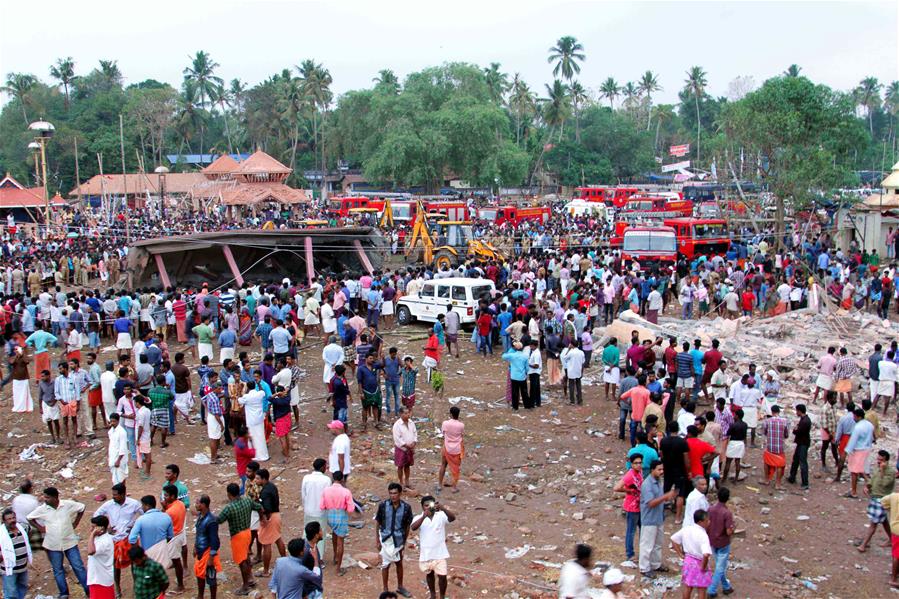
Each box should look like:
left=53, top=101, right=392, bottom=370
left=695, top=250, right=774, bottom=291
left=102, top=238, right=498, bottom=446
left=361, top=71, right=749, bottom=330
left=269, top=326, right=292, bottom=355
left=268, top=549, right=322, bottom=599
left=502, top=347, right=529, bottom=381
left=218, top=328, right=236, bottom=349
left=128, top=504, right=174, bottom=549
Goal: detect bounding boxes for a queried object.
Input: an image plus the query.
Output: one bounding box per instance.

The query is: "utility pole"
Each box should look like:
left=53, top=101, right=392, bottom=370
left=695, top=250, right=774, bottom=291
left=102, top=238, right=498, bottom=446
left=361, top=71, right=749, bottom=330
left=120, top=114, right=130, bottom=243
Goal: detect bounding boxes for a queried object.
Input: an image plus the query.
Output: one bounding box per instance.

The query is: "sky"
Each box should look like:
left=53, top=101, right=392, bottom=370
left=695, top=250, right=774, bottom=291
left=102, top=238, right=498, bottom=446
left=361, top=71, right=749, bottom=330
left=1, top=0, right=896, bottom=106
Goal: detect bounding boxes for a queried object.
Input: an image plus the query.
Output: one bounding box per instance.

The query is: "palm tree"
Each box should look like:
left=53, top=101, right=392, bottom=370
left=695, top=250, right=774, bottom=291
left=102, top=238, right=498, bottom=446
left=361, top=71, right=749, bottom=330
left=547, top=36, right=585, bottom=82
left=684, top=66, right=708, bottom=162
left=183, top=51, right=224, bottom=109
left=855, top=76, right=882, bottom=135
left=211, top=83, right=235, bottom=154
left=98, top=60, right=123, bottom=87
left=49, top=57, right=76, bottom=110
left=297, top=60, right=333, bottom=199
left=373, top=69, right=400, bottom=94
left=543, top=79, right=571, bottom=141
left=484, top=62, right=510, bottom=105
left=1, top=72, right=37, bottom=124
left=884, top=81, right=899, bottom=152
left=784, top=64, right=802, bottom=77
left=509, top=74, right=536, bottom=145
left=174, top=81, right=206, bottom=156
left=599, top=77, right=620, bottom=110
left=638, top=70, right=662, bottom=130
left=569, top=81, right=588, bottom=142
left=653, top=104, right=676, bottom=150
left=621, top=82, right=640, bottom=112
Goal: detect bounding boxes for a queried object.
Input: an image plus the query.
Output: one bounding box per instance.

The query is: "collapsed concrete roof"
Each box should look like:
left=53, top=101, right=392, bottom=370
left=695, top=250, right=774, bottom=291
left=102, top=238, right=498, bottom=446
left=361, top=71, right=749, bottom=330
left=127, top=227, right=387, bottom=289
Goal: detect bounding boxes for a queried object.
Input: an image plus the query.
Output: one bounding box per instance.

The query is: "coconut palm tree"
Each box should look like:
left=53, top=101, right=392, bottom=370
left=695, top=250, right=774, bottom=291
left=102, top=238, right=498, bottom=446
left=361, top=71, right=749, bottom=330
left=373, top=69, right=400, bottom=94
left=621, top=82, right=640, bottom=112
left=599, top=77, right=620, bottom=110
left=547, top=36, right=585, bottom=82
left=49, top=57, right=76, bottom=110
left=297, top=60, right=333, bottom=198
left=484, top=62, right=510, bottom=105
left=183, top=51, right=224, bottom=109
left=653, top=104, right=676, bottom=150
left=210, top=83, right=235, bottom=155
left=684, top=66, right=708, bottom=162
left=509, top=74, right=536, bottom=146
left=1, top=72, right=37, bottom=124
left=884, top=81, right=899, bottom=151
left=784, top=64, right=802, bottom=77
left=855, top=76, right=882, bottom=136
left=569, top=81, right=588, bottom=142
left=543, top=79, right=571, bottom=141
left=174, top=81, right=206, bottom=156
left=98, top=60, right=123, bottom=88
left=638, top=70, right=662, bottom=130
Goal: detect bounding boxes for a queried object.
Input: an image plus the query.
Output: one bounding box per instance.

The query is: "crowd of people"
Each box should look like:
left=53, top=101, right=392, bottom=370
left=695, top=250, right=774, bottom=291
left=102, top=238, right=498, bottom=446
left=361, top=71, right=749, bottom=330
left=0, top=198, right=898, bottom=598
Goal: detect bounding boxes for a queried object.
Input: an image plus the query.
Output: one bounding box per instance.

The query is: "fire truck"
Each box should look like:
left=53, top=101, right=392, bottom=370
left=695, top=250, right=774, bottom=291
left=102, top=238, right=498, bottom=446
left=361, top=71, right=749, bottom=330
left=615, top=218, right=730, bottom=262
left=663, top=218, right=731, bottom=259
left=575, top=186, right=640, bottom=208
left=327, top=196, right=371, bottom=217
left=618, top=196, right=692, bottom=219
left=621, top=225, right=678, bottom=264
left=475, top=205, right=551, bottom=226
left=424, top=200, right=470, bottom=221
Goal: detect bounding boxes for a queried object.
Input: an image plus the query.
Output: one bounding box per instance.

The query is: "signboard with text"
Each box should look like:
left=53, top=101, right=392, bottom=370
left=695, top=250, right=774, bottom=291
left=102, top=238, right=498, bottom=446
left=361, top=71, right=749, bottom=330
left=669, top=144, right=690, bottom=157
left=661, top=160, right=691, bottom=173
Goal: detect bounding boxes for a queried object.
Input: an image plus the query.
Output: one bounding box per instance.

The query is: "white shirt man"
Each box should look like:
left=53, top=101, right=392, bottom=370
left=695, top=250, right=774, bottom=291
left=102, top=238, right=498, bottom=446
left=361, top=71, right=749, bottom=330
left=561, top=346, right=586, bottom=379
left=239, top=388, right=269, bottom=462
left=392, top=416, right=418, bottom=451
left=321, top=340, right=345, bottom=385
left=107, top=419, right=129, bottom=484
left=99, top=367, right=118, bottom=418
left=329, top=427, right=352, bottom=476
left=558, top=558, right=590, bottom=598
left=321, top=302, right=336, bottom=334
left=683, top=486, right=710, bottom=531
left=647, top=289, right=663, bottom=312
left=415, top=508, right=450, bottom=564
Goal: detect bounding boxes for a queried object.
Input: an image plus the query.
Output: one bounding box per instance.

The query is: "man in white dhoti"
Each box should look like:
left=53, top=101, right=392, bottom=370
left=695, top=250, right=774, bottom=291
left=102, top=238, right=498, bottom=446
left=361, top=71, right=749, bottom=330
left=107, top=413, right=130, bottom=484
left=238, top=383, right=269, bottom=462
left=322, top=336, right=345, bottom=387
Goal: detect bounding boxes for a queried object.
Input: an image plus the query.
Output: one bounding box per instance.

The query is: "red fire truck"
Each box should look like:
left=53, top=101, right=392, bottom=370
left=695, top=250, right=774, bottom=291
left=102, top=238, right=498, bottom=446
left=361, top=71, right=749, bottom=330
left=615, top=218, right=730, bottom=262
left=575, top=186, right=640, bottom=208
left=425, top=200, right=470, bottom=221
left=662, top=217, right=731, bottom=259
left=621, top=225, right=678, bottom=264
left=327, top=196, right=371, bottom=217
left=618, top=196, right=693, bottom=219
left=475, top=205, right=551, bottom=226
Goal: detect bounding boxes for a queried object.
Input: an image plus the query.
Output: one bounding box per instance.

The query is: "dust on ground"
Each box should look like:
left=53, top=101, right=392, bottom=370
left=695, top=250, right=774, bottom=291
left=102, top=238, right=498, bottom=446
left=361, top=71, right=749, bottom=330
left=2, top=309, right=895, bottom=599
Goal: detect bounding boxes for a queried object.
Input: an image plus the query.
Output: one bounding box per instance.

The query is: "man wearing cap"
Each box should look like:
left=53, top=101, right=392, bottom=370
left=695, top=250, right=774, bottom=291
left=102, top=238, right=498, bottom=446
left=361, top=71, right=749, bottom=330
left=328, top=420, right=352, bottom=479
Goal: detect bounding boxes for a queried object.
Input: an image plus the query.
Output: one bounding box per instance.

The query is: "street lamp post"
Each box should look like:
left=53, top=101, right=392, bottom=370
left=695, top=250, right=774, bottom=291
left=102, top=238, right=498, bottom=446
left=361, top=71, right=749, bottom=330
left=27, top=141, right=41, bottom=186
left=154, top=166, right=169, bottom=219
left=28, top=120, right=55, bottom=227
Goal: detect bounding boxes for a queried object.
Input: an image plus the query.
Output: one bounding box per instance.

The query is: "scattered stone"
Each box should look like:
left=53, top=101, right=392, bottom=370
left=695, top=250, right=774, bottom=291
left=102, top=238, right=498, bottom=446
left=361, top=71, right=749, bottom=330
left=504, top=493, right=517, bottom=503
left=572, top=512, right=584, bottom=521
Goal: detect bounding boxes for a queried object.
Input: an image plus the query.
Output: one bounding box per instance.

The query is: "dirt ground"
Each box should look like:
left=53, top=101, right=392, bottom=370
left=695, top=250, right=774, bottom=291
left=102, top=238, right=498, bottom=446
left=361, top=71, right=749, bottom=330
left=1, top=317, right=896, bottom=599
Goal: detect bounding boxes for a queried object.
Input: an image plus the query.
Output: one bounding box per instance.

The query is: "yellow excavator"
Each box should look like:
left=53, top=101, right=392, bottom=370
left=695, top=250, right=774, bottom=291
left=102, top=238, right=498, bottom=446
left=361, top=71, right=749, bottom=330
left=405, top=201, right=503, bottom=269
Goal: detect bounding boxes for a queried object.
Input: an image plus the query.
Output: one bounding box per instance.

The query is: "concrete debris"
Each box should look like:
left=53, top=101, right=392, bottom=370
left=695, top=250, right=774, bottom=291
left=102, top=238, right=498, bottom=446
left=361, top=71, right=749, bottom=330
left=504, top=545, right=531, bottom=559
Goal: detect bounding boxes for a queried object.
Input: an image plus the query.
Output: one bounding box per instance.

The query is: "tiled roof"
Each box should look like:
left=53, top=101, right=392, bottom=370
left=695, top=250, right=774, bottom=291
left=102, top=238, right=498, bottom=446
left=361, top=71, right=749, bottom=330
left=233, top=151, right=291, bottom=175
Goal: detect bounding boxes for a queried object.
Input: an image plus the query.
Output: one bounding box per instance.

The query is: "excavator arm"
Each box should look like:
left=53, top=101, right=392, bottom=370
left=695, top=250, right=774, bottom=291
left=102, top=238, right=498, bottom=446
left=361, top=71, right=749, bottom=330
left=405, top=200, right=434, bottom=264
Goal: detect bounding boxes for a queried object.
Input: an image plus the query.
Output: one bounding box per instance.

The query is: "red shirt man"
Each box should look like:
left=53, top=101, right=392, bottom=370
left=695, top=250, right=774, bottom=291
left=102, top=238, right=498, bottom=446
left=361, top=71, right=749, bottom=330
left=686, top=433, right=717, bottom=478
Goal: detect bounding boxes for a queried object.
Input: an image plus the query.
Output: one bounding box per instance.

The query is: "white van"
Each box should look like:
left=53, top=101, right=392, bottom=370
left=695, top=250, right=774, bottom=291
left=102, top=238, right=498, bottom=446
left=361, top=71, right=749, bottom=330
left=396, top=277, right=495, bottom=326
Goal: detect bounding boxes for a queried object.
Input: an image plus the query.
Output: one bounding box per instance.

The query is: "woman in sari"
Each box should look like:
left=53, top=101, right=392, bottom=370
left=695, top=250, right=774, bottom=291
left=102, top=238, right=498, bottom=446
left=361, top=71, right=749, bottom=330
left=238, top=307, right=253, bottom=346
